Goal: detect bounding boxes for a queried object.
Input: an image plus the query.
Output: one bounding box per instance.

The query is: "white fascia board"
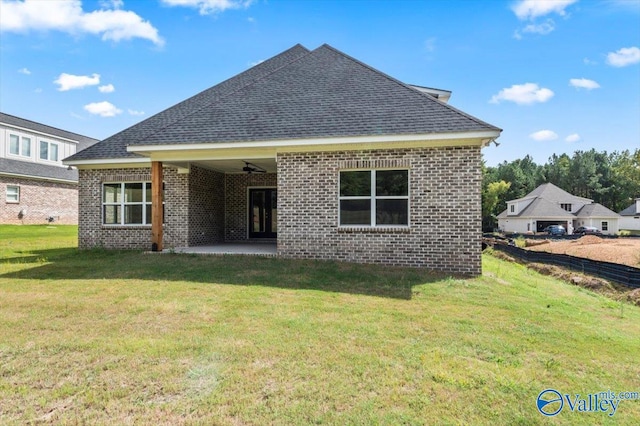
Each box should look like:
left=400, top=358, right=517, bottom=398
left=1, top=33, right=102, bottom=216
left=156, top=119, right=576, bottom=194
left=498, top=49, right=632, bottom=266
left=0, top=171, right=77, bottom=184
left=63, top=157, right=150, bottom=167
left=127, top=131, right=501, bottom=154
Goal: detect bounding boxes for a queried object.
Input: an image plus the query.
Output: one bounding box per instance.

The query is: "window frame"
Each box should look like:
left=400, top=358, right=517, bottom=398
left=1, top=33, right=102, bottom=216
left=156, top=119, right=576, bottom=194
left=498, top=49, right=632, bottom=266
left=601, top=221, right=608, bottom=231
left=102, top=182, right=162, bottom=226
left=8, top=134, right=31, bottom=158
left=338, top=169, right=410, bottom=228
left=6, top=185, right=20, bottom=203
left=39, top=140, right=59, bottom=162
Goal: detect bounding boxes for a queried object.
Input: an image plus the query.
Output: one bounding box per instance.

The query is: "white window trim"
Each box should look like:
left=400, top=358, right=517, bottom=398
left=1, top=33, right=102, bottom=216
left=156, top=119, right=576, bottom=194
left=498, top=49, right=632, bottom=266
left=338, top=169, right=410, bottom=228
left=102, top=182, right=158, bottom=227
left=8, top=134, right=32, bottom=158
left=6, top=185, right=20, bottom=203
left=39, top=140, right=59, bottom=162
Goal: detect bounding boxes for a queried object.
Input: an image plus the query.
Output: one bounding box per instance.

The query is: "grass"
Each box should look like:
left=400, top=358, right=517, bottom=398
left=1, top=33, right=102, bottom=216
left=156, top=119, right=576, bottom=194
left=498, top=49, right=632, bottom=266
left=1, top=225, right=639, bottom=424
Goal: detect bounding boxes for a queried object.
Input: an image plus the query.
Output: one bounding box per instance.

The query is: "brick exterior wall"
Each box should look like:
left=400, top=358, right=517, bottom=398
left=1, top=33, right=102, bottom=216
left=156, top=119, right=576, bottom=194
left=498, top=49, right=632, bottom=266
left=78, top=166, right=189, bottom=249
left=277, top=146, right=483, bottom=276
left=76, top=146, right=483, bottom=276
left=188, top=166, right=225, bottom=245
left=1, top=176, right=78, bottom=224
left=225, top=173, right=277, bottom=241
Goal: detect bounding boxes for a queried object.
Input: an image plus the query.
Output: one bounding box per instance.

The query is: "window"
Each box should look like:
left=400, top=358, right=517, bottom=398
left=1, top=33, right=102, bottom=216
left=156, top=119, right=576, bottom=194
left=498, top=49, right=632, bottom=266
left=601, top=221, right=608, bottom=231
left=9, top=134, right=31, bottom=157
left=103, top=182, right=162, bottom=225
left=339, top=169, right=409, bottom=226
left=40, top=141, right=59, bottom=161
left=561, top=203, right=572, bottom=212
left=510, top=204, right=515, bottom=213
left=6, top=185, right=19, bottom=203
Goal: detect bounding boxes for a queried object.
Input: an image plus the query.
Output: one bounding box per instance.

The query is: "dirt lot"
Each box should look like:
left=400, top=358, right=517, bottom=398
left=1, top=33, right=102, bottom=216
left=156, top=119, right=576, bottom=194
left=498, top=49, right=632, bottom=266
left=525, top=235, right=640, bottom=267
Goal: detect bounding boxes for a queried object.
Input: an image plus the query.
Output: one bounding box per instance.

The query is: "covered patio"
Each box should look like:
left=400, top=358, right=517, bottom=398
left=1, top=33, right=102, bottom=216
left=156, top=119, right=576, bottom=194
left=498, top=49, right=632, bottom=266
left=171, top=242, right=277, bottom=256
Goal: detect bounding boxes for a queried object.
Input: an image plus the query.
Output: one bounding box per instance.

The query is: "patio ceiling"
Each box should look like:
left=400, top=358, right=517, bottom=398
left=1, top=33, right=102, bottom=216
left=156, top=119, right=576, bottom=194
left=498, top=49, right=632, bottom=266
left=167, top=158, right=277, bottom=174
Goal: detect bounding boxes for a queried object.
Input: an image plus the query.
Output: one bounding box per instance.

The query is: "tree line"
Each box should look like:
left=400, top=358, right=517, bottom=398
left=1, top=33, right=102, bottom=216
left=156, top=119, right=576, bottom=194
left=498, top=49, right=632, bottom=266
left=482, top=149, right=640, bottom=231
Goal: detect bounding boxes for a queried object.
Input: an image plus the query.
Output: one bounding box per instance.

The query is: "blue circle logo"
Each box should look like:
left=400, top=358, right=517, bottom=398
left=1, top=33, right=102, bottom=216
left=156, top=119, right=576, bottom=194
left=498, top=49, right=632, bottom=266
left=537, top=389, right=563, bottom=416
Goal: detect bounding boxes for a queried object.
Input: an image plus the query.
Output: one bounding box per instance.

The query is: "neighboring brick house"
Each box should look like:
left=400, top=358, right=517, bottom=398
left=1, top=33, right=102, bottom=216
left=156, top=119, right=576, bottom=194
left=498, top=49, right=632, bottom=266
left=64, top=44, right=501, bottom=275
left=497, top=183, right=620, bottom=235
left=1, top=113, right=99, bottom=224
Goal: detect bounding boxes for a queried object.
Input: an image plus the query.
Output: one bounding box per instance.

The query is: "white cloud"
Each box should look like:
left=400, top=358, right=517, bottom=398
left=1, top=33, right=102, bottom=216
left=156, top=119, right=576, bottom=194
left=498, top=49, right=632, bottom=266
left=84, top=101, right=122, bottom=117
left=490, top=83, right=554, bottom=105
left=424, top=37, right=436, bottom=53
left=0, top=0, right=163, bottom=46
left=512, top=0, right=577, bottom=20
left=98, top=84, right=115, bottom=93
left=569, top=78, right=600, bottom=90
left=99, top=0, right=124, bottom=9
left=583, top=57, right=597, bottom=65
left=530, top=130, right=558, bottom=141
left=54, top=73, right=100, bottom=91
left=18, top=67, right=31, bottom=75
left=606, top=46, right=640, bottom=67
left=249, top=59, right=264, bottom=67
left=521, top=19, right=555, bottom=35
left=565, top=133, right=581, bottom=142
left=128, top=109, right=145, bottom=116
left=161, top=0, right=254, bottom=15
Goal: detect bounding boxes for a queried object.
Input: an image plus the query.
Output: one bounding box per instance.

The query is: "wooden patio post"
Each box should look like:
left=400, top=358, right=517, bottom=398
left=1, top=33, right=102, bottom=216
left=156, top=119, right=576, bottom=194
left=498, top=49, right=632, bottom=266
left=151, top=161, right=163, bottom=251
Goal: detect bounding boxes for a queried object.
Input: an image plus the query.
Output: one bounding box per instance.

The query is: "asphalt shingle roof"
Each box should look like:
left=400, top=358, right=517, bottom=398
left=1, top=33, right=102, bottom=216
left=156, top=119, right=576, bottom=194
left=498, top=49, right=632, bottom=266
left=511, top=183, right=592, bottom=204
left=575, top=203, right=620, bottom=218
left=0, top=112, right=99, bottom=151
left=618, top=202, right=639, bottom=216
left=0, top=157, right=78, bottom=182
left=66, top=43, right=500, bottom=162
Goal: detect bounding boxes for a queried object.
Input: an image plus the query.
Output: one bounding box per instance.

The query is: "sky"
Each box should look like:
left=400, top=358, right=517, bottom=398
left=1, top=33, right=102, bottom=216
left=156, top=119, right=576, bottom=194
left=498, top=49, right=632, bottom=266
left=1, top=0, right=639, bottom=166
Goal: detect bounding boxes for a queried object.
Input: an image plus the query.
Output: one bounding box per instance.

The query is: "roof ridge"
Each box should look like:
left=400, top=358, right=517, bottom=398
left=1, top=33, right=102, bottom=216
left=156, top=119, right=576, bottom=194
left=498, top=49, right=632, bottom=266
left=134, top=44, right=312, bottom=145
left=317, top=44, right=502, bottom=133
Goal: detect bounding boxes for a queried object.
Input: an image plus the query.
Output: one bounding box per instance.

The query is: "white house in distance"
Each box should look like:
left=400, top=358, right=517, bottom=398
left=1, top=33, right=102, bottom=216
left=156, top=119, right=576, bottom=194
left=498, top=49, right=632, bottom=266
left=619, top=198, right=640, bottom=231
left=497, top=183, right=620, bottom=235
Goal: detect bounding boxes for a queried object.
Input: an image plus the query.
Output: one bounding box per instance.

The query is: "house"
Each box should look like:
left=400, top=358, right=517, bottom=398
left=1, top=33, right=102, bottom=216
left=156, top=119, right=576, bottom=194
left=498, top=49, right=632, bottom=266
left=619, top=198, right=640, bottom=231
left=1, top=112, right=99, bottom=224
left=63, top=44, right=501, bottom=276
left=497, top=183, right=620, bottom=235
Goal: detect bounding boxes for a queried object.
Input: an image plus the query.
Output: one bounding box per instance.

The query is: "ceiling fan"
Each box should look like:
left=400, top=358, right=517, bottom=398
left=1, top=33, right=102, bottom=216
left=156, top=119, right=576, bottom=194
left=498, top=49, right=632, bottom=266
left=242, top=161, right=267, bottom=174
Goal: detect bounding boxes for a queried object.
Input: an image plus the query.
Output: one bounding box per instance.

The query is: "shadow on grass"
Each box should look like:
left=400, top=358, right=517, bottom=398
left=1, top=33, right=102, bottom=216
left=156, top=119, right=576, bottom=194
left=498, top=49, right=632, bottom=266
left=0, top=248, right=452, bottom=300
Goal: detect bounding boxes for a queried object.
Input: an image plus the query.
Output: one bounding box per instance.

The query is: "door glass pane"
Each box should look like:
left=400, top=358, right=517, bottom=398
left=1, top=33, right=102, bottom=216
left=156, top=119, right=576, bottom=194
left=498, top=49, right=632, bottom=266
left=50, top=144, right=58, bottom=161
left=124, top=183, right=143, bottom=202
left=340, top=171, right=371, bottom=196
left=104, top=205, right=120, bottom=224
left=22, top=137, right=31, bottom=157
left=271, top=190, right=277, bottom=233
left=103, top=184, right=121, bottom=203
left=10, top=135, right=19, bottom=155
left=125, top=205, right=143, bottom=224
left=376, top=170, right=408, bottom=196
left=340, top=199, right=371, bottom=225
left=252, top=191, right=265, bottom=233
left=376, top=199, right=408, bottom=225
left=40, top=141, right=48, bottom=160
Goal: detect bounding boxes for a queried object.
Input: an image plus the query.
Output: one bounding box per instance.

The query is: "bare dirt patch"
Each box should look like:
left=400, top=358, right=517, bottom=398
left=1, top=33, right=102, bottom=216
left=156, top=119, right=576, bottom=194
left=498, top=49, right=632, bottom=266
left=525, top=236, right=640, bottom=267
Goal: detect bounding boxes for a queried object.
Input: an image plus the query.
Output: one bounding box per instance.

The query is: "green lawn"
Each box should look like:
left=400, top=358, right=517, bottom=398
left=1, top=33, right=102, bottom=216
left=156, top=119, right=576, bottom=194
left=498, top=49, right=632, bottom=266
left=1, top=225, right=639, bottom=425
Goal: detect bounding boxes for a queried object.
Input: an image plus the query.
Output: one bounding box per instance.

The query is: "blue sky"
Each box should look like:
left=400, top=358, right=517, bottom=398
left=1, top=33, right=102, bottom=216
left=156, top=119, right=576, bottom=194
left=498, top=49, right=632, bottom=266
left=1, top=0, right=638, bottom=166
